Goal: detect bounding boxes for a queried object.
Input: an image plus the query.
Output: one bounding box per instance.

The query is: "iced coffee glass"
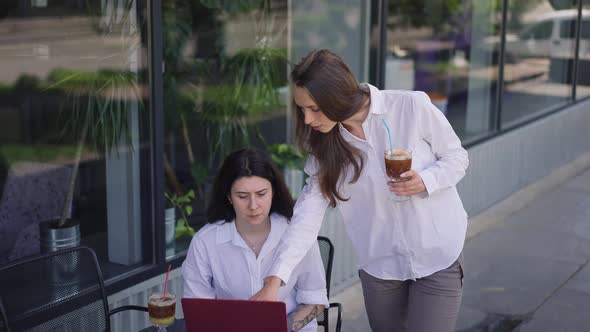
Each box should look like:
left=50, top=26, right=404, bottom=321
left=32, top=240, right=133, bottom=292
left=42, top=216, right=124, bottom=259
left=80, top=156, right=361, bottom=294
left=148, top=292, right=176, bottom=331
left=384, top=148, right=412, bottom=202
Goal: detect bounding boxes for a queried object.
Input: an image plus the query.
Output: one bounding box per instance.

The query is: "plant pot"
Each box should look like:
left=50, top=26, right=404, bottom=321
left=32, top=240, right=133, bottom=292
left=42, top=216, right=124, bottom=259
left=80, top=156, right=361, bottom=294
left=39, top=219, right=80, bottom=253
left=165, top=208, right=176, bottom=258
left=39, top=219, right=82, bottom=294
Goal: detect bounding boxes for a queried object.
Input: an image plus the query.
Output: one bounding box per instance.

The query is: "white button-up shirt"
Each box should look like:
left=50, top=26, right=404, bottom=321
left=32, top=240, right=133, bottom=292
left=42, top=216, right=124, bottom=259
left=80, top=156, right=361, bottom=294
left=269, top=84, right=469, bottom=283
left=182, top=213, right=328, bottom=332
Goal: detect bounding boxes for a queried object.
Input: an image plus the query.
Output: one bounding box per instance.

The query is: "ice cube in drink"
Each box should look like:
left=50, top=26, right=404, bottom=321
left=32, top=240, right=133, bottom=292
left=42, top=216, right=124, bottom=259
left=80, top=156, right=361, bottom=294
left=148, top=293, right=176, bottom=327
left=384, top=149, right=412, bottom=182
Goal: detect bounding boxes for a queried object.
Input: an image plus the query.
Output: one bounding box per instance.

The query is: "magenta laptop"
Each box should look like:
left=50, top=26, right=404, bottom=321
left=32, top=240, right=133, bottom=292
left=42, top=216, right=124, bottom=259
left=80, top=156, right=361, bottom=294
left=181, top=298, right=288, bottom=332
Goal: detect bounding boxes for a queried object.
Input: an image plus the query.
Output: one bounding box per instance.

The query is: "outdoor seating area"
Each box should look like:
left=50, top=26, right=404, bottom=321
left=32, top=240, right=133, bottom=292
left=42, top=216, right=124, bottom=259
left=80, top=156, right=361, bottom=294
left=2, top=1, right=590, bottom=332
left=0, top=237, right=342, bottom=332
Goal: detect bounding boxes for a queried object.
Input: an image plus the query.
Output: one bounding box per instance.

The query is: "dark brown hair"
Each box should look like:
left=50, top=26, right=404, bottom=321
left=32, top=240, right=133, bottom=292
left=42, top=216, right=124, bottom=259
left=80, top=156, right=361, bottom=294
left=291, top=49, right=368, bottom=207
left=206, top=148, right=294, bottom=223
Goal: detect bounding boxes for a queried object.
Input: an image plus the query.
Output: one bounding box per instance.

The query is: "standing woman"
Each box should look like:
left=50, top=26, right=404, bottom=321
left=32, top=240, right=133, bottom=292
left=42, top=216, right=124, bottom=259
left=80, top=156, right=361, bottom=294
left=252, top=49, right=469, bottom=332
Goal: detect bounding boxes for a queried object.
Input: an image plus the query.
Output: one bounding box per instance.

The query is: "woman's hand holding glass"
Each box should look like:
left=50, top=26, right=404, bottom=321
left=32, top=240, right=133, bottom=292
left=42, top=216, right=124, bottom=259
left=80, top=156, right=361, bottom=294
left=387, top=169, right=426, bottom=196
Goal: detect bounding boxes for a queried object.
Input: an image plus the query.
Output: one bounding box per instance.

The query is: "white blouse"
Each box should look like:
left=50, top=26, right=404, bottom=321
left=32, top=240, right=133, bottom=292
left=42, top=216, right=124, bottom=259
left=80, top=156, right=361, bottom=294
left=181, top=213, right=329, bottom=332
left=268, top=83, right=469, bottom=283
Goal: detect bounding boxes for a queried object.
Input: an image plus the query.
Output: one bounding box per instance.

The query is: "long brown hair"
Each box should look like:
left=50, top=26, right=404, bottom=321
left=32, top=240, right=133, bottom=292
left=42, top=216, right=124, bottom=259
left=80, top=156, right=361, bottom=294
left=291, top=49, right=369, bottom=207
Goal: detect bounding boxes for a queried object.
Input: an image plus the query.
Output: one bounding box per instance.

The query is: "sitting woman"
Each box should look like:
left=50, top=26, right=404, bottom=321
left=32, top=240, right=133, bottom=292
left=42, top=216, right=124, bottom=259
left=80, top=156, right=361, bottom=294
left=181, top=148, right=328, bottom=332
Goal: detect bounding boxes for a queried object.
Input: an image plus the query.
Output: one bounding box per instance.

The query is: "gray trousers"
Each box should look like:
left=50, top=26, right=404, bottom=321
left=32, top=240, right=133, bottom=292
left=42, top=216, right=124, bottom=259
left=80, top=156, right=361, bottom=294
left=359, top=256, right=464, bottom=332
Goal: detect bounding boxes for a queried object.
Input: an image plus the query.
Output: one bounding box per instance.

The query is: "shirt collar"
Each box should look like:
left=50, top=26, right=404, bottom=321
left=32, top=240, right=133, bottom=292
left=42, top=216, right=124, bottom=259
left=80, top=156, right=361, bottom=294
left=360, top=83, right=386, bottom=115
left=214, top=213, right=289, bottom=257
left=214, top=219, right=233, bottom=245
left=360, top=83, right=385, bottom=114
left=338, top=83, right=384, bottom=143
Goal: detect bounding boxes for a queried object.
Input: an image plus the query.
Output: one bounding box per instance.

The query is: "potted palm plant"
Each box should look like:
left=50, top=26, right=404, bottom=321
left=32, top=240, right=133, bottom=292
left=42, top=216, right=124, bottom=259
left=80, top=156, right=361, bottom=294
left=39, top=0, right=143, bottom=253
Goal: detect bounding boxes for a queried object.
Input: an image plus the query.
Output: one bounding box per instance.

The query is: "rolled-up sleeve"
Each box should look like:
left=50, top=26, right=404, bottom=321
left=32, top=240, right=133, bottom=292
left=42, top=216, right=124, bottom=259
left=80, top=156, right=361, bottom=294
left=294, top=242, right=329, bottom=307
left=414, top=91, right=469, bottom=195
left=181, top=235, right=216, bottom=299
left=266, top=157, right=330, bottom=285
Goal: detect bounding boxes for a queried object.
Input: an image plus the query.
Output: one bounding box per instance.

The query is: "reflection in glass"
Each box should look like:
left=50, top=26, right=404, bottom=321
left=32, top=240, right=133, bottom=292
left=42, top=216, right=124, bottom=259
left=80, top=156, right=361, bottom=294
left=162, top=1, right=291, bottom=256
left=0, top=1, right=151, bottom=278
left=384, top=1, right=501, bottom=143
left=291, top=0, right=370, bottom=82
left=500, top=1, right=577, bottom=128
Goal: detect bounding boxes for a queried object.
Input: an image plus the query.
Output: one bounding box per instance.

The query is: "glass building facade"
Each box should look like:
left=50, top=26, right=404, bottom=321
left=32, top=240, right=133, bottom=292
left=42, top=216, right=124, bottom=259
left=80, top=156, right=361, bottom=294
left=0, top=0, right=589, bottom=293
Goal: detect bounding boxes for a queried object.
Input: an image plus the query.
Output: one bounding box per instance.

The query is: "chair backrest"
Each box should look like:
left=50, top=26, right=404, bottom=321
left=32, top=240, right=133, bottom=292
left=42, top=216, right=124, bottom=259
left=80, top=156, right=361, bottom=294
left=316, top=236, right=335, bottom=330
left=317, top=236, right=334, bottom=297
left=0, top=297, right=8, bottom=332
left=0, top=246, right=110, bottom=332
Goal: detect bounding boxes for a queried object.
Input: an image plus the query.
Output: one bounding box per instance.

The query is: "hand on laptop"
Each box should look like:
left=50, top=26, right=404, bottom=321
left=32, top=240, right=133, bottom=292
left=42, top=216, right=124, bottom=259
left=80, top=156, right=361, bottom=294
left=250, top=276, right=282, bottom=301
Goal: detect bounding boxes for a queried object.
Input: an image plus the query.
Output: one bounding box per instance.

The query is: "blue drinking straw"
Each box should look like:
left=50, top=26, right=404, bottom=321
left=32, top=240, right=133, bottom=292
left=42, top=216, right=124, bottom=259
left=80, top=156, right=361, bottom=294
left=382, top=119, right=393, bottom=155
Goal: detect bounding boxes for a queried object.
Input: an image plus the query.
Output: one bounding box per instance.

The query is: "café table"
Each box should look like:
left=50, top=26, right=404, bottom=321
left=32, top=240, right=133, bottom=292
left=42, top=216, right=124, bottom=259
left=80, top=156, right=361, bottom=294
left=139, top=319, right=186, bottom=332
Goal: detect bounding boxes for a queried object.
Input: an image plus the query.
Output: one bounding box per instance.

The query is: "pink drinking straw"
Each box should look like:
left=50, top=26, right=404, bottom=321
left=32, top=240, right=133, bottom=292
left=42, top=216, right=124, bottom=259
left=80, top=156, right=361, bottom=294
left=162, top=264, right=172, bottom=299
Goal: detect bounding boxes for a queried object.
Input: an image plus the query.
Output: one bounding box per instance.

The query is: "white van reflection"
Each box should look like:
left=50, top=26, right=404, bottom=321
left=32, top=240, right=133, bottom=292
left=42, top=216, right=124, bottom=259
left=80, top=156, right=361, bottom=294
left=484, top=9, right=589, bottom=60
left=515, top=10, right=587, bottom=59
left=483, top=9, right=589, bottom=83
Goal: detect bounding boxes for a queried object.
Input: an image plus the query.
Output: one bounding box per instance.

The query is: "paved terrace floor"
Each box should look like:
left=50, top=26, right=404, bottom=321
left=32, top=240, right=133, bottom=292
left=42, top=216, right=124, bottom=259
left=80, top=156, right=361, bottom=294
left=331, top=157, right=590, bottom=332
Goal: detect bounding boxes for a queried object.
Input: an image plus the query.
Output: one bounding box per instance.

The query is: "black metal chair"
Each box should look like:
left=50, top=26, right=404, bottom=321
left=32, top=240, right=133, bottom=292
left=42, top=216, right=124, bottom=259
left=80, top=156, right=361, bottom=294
left=317, top=236, right=343, bottom=332
left=0, top=246, right=147, bottom=332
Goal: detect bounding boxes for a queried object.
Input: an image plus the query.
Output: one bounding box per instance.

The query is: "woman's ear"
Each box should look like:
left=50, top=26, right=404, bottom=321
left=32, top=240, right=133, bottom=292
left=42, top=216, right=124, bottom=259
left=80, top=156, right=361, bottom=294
left=227, top=195, right=232, bottom=205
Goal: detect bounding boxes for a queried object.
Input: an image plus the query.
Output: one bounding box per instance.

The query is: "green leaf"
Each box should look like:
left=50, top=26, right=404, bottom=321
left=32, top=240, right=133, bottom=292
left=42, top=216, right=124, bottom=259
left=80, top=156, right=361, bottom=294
left=175, top=221, right=187, bottom=239
left=187, top=225, right=196, bottom=237
left=267, top=143, right=305, bottom=170
left=175, top=217, right=196, bottom=238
